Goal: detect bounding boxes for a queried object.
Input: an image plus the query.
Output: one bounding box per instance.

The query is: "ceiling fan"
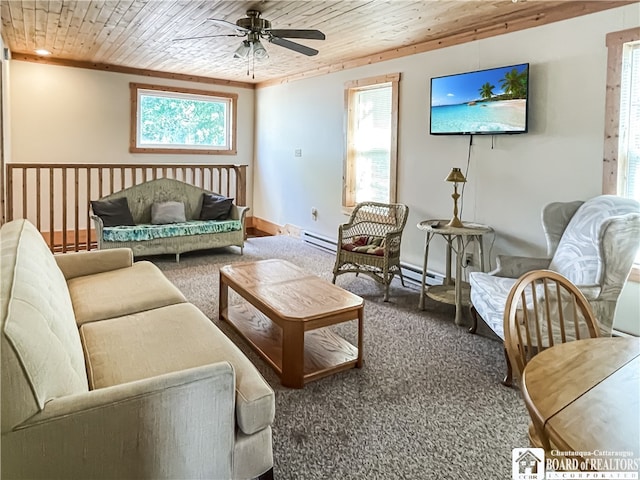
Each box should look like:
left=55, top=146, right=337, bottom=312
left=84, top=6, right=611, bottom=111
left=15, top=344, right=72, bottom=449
left=174, top=9, right=325, bottom=59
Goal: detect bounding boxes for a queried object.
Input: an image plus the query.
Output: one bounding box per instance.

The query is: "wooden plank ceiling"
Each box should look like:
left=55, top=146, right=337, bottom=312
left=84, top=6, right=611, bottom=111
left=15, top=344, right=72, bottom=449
left=0, top=1, right=633, bottom=87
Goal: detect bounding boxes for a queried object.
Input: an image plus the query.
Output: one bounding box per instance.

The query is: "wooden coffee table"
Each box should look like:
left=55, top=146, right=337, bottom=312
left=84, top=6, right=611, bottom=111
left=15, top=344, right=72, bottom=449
left=219, top=259, right=364, bottom=388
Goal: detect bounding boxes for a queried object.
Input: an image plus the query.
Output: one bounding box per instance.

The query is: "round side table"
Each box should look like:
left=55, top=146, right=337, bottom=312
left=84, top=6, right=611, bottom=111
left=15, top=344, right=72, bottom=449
left=417, top=219, right=493, bottom=326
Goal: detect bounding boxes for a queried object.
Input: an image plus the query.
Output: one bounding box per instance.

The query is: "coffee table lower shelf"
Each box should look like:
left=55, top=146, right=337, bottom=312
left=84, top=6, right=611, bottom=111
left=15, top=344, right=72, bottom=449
left=223, top=303, right=360, bottom=388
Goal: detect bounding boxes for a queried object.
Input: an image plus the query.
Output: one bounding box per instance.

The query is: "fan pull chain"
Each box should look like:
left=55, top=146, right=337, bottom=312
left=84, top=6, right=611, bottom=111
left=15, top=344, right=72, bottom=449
left=245, top=46, right=255, bottom=79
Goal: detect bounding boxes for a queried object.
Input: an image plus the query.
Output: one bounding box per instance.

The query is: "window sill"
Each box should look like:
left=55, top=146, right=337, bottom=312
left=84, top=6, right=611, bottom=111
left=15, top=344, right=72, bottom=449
left=129, top=147, right=236, bottom=155
left=628, top=266, right=640, bottom=283
left=341, top=206, right=354, bottom=217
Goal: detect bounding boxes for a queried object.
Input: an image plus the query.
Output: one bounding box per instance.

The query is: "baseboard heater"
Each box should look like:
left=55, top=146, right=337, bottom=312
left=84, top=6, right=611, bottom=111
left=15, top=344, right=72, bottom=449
left=401, top=262, right=444, bottom=287
left=300, top=230, right=336, bottom=253
left=301, top=230, right=444, bottom=287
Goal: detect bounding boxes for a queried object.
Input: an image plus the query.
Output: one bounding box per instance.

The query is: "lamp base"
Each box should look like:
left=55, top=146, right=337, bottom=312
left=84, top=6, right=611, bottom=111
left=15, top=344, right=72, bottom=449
left=447, top=217, right=464, bottom=228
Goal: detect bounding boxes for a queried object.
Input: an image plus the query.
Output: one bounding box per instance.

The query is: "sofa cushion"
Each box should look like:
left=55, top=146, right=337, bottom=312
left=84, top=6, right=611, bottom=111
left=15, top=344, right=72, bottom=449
left=341, top=235, right=386, bottom=256
left=80, top=303, right=275, bottom=436
left=151, top=201, right=186, bottom=225
left=1, top=220, right=88, bottom=432
left=91, top=197, right=135, bottom=227
left=67, top=261, right=187, bottom=326
left=200, top=193, right=234, bottom=221
left=102, top=220, right=242, bottom=243
left=469, top=272, right=518, bottom=340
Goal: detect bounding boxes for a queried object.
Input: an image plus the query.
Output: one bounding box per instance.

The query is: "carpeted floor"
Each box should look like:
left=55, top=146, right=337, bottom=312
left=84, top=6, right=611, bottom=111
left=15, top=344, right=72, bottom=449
left=149, top=235, right=530, bottom=480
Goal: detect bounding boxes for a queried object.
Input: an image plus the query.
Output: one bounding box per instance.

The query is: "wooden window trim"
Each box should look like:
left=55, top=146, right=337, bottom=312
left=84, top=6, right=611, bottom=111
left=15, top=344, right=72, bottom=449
left=130, top=82, right=238, bottom=155
left=603, top=27, right=640, bottom=283
left=343, top=73, right=400, bottom=209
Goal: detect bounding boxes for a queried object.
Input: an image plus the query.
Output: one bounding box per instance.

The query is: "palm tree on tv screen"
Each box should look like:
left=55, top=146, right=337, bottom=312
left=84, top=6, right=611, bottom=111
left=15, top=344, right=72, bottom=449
left=479, top=82, right=495, bottom=100
left=500, top=67, right=528, bottom=99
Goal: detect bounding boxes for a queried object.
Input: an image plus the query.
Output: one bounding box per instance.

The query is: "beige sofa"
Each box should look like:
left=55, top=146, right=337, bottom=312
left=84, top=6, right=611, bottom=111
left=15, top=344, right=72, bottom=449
left=1, top=219, right=275, bottom=480
left=92, top=178, right=249, bottom=262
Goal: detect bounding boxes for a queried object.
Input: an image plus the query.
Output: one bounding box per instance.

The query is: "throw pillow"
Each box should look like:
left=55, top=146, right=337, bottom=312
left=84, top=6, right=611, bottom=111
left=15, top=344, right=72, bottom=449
left=91, top=197, right=135, bottom=227
left=200, top=193, right=234, bottom=221
left=151, top=201, right=186, bottom=225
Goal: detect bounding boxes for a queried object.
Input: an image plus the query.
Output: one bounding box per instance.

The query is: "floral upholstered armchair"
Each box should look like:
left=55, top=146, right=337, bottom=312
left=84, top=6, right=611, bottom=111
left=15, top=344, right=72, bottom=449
left=469, top=195, right=640, bottom=385
left=332, top=202, right=409, bottom=301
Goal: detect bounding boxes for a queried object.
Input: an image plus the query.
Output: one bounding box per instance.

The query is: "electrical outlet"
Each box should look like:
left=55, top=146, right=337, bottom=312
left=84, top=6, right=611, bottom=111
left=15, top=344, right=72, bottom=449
left=294, top=149, right=302, bottom=157
left=464, top=252, right=473, bottom=266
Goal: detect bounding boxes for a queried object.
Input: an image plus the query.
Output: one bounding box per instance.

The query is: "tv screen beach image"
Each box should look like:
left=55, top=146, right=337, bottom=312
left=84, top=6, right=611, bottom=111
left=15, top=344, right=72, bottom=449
left=430, top=63, right=529, bottom=134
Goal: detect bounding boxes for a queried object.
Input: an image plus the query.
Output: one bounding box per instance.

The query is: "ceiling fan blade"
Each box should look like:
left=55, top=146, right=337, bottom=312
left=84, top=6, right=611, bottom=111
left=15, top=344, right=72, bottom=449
left=269, top=37, right=319, bottom=56
left=266, top=29, right=325, bottom=40
left=172, top=34, right=243, bottom=41
left=207, top=18, right=250, bottom=33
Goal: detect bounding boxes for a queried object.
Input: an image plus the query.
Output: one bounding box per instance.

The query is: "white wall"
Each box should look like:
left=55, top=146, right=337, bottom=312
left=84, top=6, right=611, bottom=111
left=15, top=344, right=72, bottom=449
left=9, top=61, right=255, bottom=206
left=254, top=5, right=640, bottom=334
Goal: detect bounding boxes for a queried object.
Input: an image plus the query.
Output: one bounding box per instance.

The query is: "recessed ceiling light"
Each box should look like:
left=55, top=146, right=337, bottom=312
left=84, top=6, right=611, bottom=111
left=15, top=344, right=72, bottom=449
left=34, top=49, right=51, bottom=56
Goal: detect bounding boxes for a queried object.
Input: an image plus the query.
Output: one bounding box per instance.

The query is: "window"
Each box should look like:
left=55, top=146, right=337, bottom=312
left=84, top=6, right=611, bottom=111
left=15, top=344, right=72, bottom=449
left=343, top=73, right=399, bottom=208
left=618, top=41, right=640, bottom=201
left=130, top=83, right=237, bottom=154
left=603, top=28, right=640, bottom=281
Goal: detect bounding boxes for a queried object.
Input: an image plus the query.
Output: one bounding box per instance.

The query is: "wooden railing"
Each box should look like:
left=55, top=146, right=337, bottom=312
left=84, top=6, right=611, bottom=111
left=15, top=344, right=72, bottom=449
left=6, top=163, right=247, bottom=253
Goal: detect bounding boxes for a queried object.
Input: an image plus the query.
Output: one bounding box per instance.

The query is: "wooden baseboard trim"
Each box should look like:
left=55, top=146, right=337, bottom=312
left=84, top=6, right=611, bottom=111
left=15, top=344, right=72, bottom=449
left=247, top=216, right=281, bottom=236
left=246, top=217, right=304, bottom=238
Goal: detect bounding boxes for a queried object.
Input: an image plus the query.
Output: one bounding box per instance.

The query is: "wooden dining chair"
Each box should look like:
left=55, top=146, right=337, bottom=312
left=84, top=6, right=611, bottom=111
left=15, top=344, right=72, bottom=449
left=503, top=269, right=600, bottom=451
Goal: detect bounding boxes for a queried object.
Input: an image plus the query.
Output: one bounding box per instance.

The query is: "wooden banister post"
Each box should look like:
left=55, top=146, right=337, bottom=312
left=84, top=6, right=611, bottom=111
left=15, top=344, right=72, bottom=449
left=235, top=165, right=247, bottom=206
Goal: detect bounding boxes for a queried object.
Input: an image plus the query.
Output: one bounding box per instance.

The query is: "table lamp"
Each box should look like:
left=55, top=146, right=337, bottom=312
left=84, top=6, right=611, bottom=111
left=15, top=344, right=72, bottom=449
left=445, top=167, right=466, bottom=227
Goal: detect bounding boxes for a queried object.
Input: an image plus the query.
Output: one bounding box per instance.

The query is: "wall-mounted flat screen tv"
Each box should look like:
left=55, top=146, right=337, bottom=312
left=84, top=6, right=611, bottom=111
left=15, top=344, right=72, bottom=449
left=430, top=63, right=529, bottom=135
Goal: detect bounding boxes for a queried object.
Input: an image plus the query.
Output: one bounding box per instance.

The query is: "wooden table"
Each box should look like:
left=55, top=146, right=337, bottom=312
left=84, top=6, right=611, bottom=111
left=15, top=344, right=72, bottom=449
left=522, top=337, right=640, bottom=458
left=417, top=220, right=493, bottom=326
left=219, top=259, right=364, bottom=388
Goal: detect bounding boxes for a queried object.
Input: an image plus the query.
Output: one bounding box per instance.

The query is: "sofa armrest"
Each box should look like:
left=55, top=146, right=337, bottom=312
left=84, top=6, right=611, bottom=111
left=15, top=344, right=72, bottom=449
left=230, top=205, right=250, bottom=222
left=2, top=363, right=236, bottom=480
left=492, top=255, right=551, bottom=278
left=575, top=284, right=602, bottom=300
left=55, top=248, right=134, bottom=280
left=91, top=214, right=106, bottom=249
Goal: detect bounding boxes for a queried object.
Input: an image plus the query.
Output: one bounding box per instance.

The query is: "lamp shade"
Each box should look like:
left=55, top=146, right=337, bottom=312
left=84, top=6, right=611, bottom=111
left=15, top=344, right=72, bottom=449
left=233, top=39, right=269, bottom=61
left=253, top=40, right=269, bottom=60
left=233, top=41, right=251, bottom=59
left=445, top=167, right=466, bottom=183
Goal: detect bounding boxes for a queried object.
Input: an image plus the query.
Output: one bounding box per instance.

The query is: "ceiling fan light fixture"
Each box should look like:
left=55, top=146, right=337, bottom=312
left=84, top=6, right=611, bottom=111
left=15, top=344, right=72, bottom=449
left=203, top=9, right=325, bottom=66
left=252, top=39, right=269, bottom=60
left=233, top=40, right=251, bottom=59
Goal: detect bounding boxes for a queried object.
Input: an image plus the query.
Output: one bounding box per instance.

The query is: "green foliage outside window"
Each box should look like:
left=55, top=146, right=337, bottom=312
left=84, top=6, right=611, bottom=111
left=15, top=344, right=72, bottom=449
left=139, top=93, right=228, bottom=147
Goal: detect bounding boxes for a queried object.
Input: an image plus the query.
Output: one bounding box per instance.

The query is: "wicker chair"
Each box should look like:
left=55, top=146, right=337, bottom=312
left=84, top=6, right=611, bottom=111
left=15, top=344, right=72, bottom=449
left=332, top=202, right=409, bottom=301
